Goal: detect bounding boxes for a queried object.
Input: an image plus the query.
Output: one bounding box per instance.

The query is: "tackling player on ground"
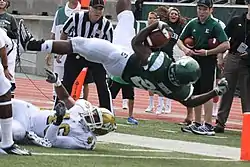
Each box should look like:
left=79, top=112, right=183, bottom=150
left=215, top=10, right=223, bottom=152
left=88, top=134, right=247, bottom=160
left=0, top=69, right=116, bottom=149
left=19, top=0, right=228, bottom=108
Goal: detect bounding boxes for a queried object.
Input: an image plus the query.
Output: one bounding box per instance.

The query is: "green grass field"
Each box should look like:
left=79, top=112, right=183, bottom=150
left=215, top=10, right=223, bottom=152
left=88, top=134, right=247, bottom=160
left=0, top=117, right=246, bottom=167
left=116, top=117, right=241, bottom=147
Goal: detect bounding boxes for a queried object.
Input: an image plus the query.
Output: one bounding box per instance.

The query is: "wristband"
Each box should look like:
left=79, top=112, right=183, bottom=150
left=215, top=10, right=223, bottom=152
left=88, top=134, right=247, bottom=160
left=54, top=78, right=62, bottom=87
left=3, top=65, right=8, bottom=70
left=205, top=50, right=208, bottom=56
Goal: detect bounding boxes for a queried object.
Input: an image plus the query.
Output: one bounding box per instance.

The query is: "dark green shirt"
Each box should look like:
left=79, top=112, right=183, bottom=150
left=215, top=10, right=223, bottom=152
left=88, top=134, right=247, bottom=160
left=121, top=51, right=193, bottom=101
left=179, top=16, right=228, bottom=50
left=0, top=13, right=18, bottom=39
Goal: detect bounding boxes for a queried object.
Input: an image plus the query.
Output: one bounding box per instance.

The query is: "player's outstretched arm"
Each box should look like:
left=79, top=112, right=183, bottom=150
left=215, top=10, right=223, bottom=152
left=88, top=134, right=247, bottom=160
left=132, top=21, right=171, bottom=65
left=131, top=22, right=157, bottom=65
left=45, top=69, right=75, bottom=109
left=19, top=19, right=73, bottom=55
left=180, top=78, right=228, bottom=107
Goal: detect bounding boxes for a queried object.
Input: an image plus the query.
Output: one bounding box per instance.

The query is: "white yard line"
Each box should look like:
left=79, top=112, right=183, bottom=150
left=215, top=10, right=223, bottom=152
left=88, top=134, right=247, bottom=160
left=97, top=133, right=240, bottom=160
left=119, top=148, right=172, bottom=152
left=32, top=152, right=237, bottom=162
left=159, top=129, right=177, bottom=133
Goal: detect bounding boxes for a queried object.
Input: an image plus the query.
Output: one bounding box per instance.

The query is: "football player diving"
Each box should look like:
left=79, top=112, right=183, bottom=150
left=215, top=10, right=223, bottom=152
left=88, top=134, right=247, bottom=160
left=18, top=0, right=228, bottom=108
left=0, top=69, right=116, bottom=149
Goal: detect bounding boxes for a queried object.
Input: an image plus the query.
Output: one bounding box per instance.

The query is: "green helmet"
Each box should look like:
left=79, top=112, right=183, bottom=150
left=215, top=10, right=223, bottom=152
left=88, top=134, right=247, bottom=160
left=168, top=56, right=201, bottom=86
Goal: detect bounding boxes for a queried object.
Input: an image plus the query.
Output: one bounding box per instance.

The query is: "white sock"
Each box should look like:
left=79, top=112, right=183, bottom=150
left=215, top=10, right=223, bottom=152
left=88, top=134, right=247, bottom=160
left=213, top=103, right=218, bottom=115
left=158, top=96, right=163, bottom=107
left=149, top=96, right=154, bottom=107
left=41, top=40, right=53, bottom=52
left=0, top=117, right=14, bottom=148
left=123, top=99, right=128, bottom=103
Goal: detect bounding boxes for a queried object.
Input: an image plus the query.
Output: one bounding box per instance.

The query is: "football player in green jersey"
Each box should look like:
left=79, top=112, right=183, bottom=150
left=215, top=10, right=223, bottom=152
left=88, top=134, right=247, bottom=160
left=18, top=0, right=228, bottom=108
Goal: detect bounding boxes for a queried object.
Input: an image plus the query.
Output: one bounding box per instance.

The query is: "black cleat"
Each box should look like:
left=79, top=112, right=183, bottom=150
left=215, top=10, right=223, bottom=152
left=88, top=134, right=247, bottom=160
left=19, top=19, right=34, bottom=51
left=2, top=144, right=31, bottom=156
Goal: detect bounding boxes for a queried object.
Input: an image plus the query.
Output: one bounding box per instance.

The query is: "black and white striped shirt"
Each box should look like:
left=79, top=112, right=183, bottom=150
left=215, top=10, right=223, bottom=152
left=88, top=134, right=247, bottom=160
left=62, top=11, right=113, bottom=42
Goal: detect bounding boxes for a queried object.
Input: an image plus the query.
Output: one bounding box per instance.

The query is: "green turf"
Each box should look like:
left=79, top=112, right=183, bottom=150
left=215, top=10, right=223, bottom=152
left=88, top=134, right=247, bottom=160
left=1, top=143, right=246, bottom=167
left=115, top=117, right=241, bottom=148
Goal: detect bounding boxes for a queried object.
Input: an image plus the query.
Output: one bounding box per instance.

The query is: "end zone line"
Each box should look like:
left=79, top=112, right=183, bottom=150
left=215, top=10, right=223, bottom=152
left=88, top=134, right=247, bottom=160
left=32, top=152, right=238, bottom=162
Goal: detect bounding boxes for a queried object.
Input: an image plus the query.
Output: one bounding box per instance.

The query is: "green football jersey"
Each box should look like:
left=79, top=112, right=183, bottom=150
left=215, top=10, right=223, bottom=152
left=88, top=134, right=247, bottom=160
left=121, top=51, right=193, bottom=101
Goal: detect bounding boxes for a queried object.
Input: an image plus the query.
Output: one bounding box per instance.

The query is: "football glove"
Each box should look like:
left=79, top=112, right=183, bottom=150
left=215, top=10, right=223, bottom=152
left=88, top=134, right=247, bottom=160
left=45, top=68, right=61, bottom=87
left=54, top=100, right=66, bottom=126
left=157, top=21, right=174, bottom=35
left=214, top=78, right=228, bottom=96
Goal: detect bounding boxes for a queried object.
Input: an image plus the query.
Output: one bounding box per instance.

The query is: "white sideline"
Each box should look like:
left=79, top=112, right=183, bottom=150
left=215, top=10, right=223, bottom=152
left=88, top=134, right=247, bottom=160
left=97, top=133, right=240, bottom=160
left=32, top=152, right=237, bottom=162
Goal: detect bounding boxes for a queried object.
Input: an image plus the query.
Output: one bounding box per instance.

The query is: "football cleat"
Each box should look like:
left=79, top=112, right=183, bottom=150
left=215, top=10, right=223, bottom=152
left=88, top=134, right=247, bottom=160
left=2, top=144, right=31, bottom=156
left=18, top=19, right=34, bottom=51
left=26, top=131, right=52, bottom=148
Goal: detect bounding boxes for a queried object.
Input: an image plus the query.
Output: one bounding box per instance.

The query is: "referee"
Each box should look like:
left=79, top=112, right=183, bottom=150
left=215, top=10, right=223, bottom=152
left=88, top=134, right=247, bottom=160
left=59, top=0, right=113, bottom=112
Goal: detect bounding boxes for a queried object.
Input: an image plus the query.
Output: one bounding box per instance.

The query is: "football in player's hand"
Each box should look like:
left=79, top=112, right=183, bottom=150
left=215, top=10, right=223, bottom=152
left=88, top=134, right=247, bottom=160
left=208, top=38, right=220, bottom=49
left=183, top=37, right=195, bottom=49
left=144, top=28, right=171, bottom=49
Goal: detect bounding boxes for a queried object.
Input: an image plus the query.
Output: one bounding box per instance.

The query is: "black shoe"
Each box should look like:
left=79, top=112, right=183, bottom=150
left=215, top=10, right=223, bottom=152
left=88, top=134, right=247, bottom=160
left=2, top=144, right=31, bottom=156
left=181, top=122, right=201, bottom=133
left=19, top=19, right=34, bottom=51
left=214, top=119, right=225, bottom=133
left=191, top=123, right=215, bottom=136
left=214, top=125, right=225, bottom=133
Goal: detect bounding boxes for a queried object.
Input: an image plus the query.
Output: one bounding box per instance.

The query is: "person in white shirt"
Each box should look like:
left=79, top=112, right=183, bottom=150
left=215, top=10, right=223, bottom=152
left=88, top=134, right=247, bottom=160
left=46, top=0, right=81, bottom=100
left=0, top=28, right=30, bottom=155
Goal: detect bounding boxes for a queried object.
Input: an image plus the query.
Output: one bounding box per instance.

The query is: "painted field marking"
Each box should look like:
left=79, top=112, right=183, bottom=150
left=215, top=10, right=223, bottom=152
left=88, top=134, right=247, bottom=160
left=32, top=152, right=238, bottom=162
left=159, top=129, right=177, bottom=133
left=119, top=148, right=172, bottom=152
left=116, top=123, right=132, bottom=127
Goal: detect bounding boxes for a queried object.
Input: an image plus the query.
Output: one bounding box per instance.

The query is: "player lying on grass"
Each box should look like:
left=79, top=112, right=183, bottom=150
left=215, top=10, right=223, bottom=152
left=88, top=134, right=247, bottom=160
left=19, top=11, right=228, bottom=108
left=0, top=69, right=116, bottom=149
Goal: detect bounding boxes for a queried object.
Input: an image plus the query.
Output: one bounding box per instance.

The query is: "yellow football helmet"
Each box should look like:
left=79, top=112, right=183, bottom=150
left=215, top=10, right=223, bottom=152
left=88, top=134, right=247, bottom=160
left=92, top=108, right=117, bottom=136
left=72, top=99, right=116, bottom=135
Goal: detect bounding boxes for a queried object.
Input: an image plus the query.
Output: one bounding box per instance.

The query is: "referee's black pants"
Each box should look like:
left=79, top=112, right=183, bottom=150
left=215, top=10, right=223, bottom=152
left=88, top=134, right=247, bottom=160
left=57, top=53, right=112, bottom=111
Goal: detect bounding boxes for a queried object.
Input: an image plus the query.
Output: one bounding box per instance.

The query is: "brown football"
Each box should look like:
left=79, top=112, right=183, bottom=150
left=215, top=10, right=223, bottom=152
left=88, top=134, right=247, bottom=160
left=183, top=37, right=195, bottom=49
left=144, top=28, right=171, bottom=48
left=208, top=38, right=220, bottom=49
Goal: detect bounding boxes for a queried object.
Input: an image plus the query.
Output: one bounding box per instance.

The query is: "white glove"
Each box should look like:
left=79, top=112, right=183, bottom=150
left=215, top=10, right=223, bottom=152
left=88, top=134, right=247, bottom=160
left=157, top=21, right=174, bottom=36
left=157, top=21, right=168, bottom=30
left=214, top=78, right=228, bottom=96
left=45, top=68, right=61, bottom=87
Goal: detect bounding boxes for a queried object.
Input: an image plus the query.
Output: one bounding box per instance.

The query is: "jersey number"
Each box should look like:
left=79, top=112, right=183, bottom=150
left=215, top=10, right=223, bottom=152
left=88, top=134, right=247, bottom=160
left=44, top=114, right=70, bottom=136
left=130, top=76, right=172, bottom=95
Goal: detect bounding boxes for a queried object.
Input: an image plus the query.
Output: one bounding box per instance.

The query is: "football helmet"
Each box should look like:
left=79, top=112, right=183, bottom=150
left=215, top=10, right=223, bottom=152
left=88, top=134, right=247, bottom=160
left=91, top=108, right=116, bottom=136
left=168, top=56, right=201, bottom=86
left=71, top=99, right=116, bottom=135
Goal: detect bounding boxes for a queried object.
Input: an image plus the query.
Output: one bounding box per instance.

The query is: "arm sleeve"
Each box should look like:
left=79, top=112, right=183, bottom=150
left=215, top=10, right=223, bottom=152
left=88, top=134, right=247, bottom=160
left=51, top=11, right=58, bottom=34
left=62, top=14, right=75, bottom=34
left=179, top=20, right=192, bottom=41
left=213, top=23, right=229, bottom=43
left=7, top=15, right=18, bottom=39
left=0, top=35, right=5, bottom=48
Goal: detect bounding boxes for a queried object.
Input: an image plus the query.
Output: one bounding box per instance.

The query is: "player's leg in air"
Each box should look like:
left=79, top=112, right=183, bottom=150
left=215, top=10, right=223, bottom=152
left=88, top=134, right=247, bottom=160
left=19, top=19, right=130, bottom=78
left=113, top=0, right=135, bottom=53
